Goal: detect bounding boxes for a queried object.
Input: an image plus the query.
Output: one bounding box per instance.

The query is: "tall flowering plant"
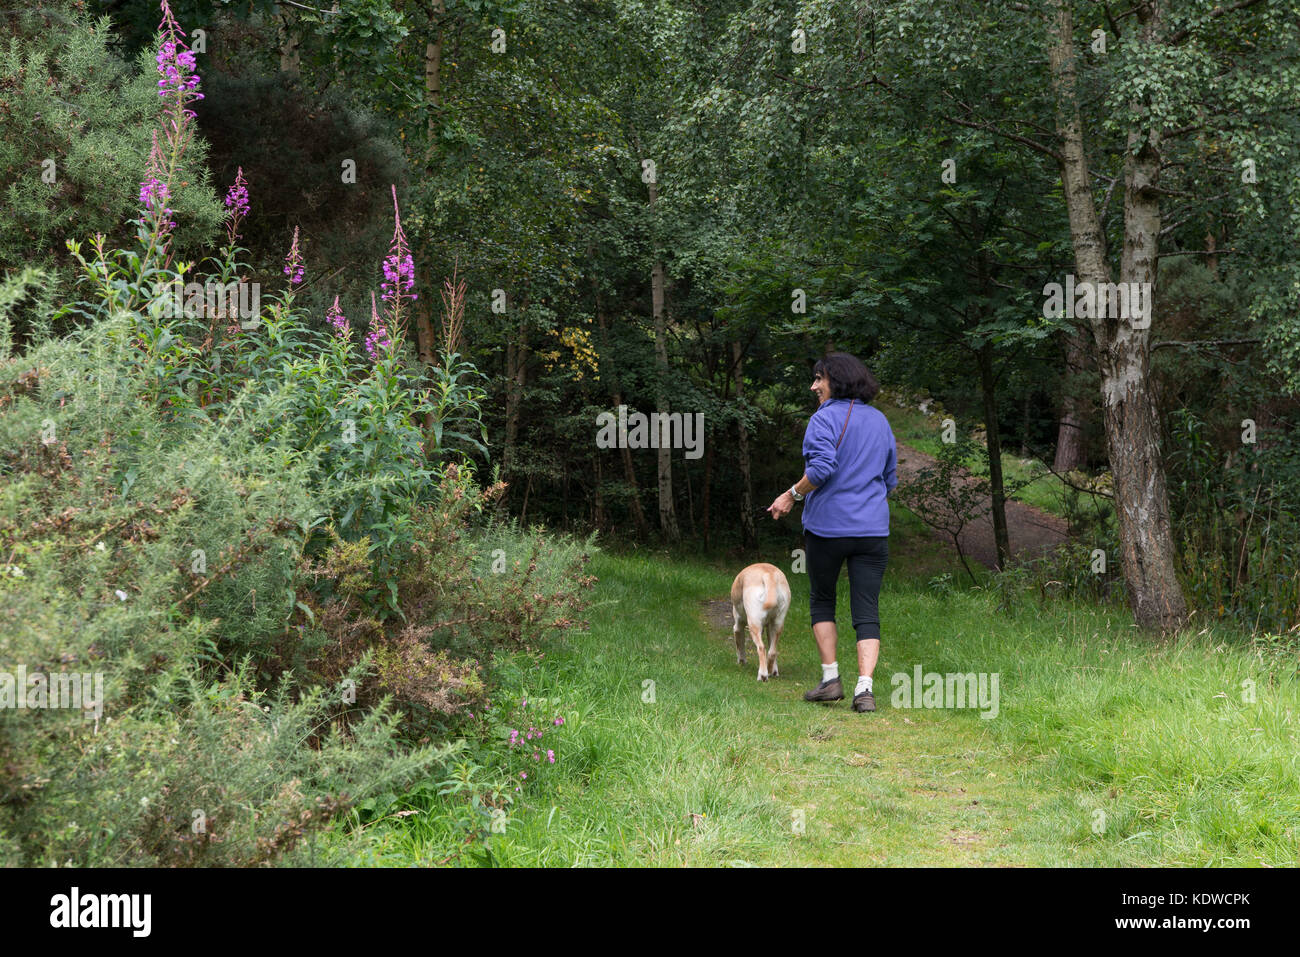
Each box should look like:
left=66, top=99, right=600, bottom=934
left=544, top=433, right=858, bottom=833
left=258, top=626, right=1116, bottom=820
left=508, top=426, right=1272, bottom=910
left=224, top=167, right=249, bottom=245
left=381, top=185, right=417, bottom=332
left=66, top=0, right=208, bottom=326
left=57, top=1, right=484, bottom=614
left=138, top=0, right=203, bottom=270
left=283, top=226, right=305, bottom=288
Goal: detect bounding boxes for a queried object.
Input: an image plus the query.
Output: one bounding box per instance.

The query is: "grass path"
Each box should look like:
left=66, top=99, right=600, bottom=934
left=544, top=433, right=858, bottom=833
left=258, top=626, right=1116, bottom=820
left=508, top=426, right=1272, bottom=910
left=499, top=549, right=1072, bottom=867
left=364, top=529, right=1299, bottom=867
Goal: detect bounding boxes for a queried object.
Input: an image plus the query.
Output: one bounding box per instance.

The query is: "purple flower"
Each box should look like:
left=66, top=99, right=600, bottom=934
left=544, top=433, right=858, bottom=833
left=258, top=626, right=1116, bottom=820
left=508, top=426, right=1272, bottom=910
left=138, top=177, right=171, bottom=217
left=138, top=131, right=175, bottom=233
left=136, top=2, right=205, bottom=248
left=283, top=226, right=304, bottom=286
left=381, top=185, right=417, bottom=308
left=156, top=38, right=201, bottom=99
left=224, top=167, right=249, bottom=243
left=326, top=295, right=351, bottom=340
left=381, top=253, right=416, bottom=303
left=223, top=169, right=249, bottom=215
left=554, top=716, right=564, bottom=726
left=155, top=1, right=203, bottom=132
left=364, top=291, right=392, bottom=361
left=547, top=750, right=555, bottom=764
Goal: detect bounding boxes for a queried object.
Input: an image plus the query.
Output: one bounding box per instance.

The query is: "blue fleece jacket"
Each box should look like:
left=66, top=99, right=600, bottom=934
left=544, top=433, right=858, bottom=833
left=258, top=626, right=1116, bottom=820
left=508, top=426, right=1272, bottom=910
left=800, top=398, right=897, bottom=537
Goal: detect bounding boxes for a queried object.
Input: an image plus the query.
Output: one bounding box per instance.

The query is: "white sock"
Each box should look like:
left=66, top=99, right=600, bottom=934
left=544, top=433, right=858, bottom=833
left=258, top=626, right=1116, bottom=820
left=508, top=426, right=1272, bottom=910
left=821, top=662, right=839, bottom=682
left=855, top=675, right=873, bottom=695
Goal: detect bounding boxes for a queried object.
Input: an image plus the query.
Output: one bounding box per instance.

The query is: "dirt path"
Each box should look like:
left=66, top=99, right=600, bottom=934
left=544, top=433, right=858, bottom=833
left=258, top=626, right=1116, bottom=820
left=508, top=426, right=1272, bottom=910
left=894, top=442, right=1067, bottom=569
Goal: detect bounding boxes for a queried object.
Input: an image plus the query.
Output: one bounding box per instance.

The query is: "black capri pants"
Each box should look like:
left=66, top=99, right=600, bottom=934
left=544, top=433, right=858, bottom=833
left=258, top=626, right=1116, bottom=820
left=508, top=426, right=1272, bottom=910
left=804, top=531, right=889, bottom=642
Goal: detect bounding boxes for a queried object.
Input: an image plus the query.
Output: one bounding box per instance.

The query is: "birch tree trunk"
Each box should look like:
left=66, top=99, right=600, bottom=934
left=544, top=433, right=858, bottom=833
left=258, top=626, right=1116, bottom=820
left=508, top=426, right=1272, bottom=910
left=275, top=6, right=301, bottom=76
left=1048, top=0, right=1188, bottom=631
left=732, top=340, right=756, bottom=549
left=593, top=280, right=650, bottom=537
left=648, top=177, right=679, bottom=542
left=412, top=1, right=445, bottom=369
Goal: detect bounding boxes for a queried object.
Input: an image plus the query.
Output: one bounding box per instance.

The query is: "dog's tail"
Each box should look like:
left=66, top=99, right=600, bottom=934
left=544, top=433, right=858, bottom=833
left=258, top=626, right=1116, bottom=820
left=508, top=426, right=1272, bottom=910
left=745, top=571, right=785, bottom=617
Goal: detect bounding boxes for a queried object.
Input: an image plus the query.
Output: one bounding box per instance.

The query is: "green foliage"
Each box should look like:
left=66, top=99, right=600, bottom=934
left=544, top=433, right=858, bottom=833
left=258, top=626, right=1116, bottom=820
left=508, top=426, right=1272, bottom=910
left=894, top=433, right=1036, bottom=584
left=0, top=3, right=222, bottom=337
left=194, top=66, right=409, bottom=308
left=0, top=23, right=588, bottom=857
left=0, top=308, right=453, bottom=865
left=1167, top=409, right=1300, bottom=634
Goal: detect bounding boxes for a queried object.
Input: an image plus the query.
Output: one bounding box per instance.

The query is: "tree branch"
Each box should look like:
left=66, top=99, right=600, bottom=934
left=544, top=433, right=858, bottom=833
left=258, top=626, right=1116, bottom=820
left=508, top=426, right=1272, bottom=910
left=1169, top=0, right=1265, bottom=44
left=1151, top=338, right=1260, bottom=351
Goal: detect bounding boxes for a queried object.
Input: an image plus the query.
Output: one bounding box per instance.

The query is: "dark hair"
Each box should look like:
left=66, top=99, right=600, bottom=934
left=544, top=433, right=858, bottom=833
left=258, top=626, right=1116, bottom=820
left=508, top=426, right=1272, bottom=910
left=813, top=352, right=879, bottom=402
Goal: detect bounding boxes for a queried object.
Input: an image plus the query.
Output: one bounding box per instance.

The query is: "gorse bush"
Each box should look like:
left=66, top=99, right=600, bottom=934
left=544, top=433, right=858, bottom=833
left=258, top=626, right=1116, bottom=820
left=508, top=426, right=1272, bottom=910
left=0, top=2, right=223, bottom=344
left=0, top=1, right=595, bottom=866
left=0, top=309, right=452, bottom=865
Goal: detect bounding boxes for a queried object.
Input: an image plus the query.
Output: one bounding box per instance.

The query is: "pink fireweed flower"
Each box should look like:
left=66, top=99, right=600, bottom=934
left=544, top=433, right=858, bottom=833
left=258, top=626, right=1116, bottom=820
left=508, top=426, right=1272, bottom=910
left=138, top=131, right=175, bottom=234
left=155, top=1, right=203, bottom=140
left=364, top=292, right=392, bottom=361
left=326, top=296, right=351, bottom=340
left=283, top=226, right=304, bottom=286
left=381, top=185, right=417, bottom=324
left=547, top=750, right=555, bottom=764
left=224, top=167, right=249, bottom=243
left=137, top=1, right=204, bottom=260
left=156, top=2, right=201, bottom=98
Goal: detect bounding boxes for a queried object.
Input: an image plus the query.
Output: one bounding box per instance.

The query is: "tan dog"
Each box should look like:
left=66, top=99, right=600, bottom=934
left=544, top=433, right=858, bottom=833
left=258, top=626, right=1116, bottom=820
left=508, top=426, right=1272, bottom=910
left=730, top=563, right=791, bottom=681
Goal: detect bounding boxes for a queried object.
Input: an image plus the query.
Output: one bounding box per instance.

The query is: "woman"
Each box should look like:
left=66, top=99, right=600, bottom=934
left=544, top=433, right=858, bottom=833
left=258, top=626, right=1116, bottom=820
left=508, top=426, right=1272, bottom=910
left=766, top=353, right=897, bottom=713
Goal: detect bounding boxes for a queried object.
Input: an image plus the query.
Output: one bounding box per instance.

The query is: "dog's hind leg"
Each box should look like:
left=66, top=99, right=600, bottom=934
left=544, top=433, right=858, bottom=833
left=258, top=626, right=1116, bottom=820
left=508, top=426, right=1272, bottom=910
left=748, top=622, right=770, bottom=680
left=732, top=606, right=747, bottom=665
left=765, top=620, right=779, bottom=678
left=767, top=592, right=789, bottom=679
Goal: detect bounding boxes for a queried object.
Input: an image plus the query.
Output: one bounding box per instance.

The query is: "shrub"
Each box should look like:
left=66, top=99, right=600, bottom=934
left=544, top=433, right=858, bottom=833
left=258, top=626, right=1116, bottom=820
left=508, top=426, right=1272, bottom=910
left=0, top=308, right=454, bottom=865
left=0, top=0, right=593, bottom=866
left=0, top=2, right=222, bottom=344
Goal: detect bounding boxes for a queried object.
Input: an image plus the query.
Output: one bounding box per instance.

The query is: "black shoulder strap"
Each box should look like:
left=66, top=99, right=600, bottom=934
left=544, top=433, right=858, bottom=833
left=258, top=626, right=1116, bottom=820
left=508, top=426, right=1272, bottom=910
left=835, top=399, right=854, bottom=449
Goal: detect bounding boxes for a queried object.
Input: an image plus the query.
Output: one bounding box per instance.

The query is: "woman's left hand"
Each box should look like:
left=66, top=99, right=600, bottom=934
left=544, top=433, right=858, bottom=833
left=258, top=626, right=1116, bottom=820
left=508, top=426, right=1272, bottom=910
left=767, top=491, right=793, bottom=519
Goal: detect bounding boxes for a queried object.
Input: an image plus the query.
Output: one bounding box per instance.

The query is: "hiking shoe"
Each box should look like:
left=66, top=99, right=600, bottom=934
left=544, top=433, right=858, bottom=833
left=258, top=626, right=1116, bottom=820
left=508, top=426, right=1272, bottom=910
left=852, top=689, right=876, bottom=713
left=803, top=677, right=844, bottom=703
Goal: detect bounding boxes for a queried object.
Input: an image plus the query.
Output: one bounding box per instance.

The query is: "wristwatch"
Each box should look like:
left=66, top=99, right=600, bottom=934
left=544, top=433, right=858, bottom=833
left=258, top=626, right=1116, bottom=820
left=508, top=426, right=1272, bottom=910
left=789, top=485, right=804, bottom=502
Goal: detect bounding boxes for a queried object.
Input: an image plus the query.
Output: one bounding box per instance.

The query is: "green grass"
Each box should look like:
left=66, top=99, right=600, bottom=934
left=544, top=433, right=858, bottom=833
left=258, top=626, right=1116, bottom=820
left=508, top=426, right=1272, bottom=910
left=345, top=525, right=1300, bottom=867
